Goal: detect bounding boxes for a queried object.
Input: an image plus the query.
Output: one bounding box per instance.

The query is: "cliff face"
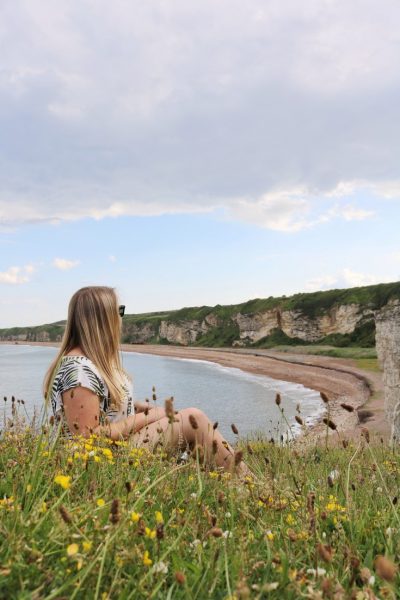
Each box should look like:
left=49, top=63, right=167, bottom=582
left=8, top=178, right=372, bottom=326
left=375, top=300, right=400, bottom=443
left=2, top=281, right=399, bottom=347
left=128, top=303, right=372, bottom=346
left=234, top=303, right=371, bottom=343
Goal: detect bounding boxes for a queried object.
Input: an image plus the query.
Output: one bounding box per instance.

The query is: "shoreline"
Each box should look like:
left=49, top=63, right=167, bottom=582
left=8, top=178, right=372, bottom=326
left=1, top=341, right=387, bottom=444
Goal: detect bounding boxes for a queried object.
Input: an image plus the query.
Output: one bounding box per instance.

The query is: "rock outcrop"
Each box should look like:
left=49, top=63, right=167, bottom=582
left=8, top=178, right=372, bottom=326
left=375, top=301, right=400, bottom=443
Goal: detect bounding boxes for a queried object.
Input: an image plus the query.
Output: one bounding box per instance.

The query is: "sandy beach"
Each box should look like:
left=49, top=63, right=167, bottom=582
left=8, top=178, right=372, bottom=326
left=2, top=341, right=387, bottom=444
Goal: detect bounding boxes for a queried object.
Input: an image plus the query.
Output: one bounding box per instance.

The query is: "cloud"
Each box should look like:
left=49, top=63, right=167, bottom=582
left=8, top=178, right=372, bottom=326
left=306, top=268, right=396, bottom=292
left=108, top=255, right=117, bottom=262
left=0, top=0, right=400, bottom=230
left=0, top=264, right=35, bottom=284
left=52, top=258, right=80, bottom=270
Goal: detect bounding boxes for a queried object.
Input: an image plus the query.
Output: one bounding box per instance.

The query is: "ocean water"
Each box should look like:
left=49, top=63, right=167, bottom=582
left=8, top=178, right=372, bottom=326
left=0, top=344, right=324, bottom=442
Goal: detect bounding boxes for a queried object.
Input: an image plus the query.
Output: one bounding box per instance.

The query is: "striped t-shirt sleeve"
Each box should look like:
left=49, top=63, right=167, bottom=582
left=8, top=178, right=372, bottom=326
left=59, top=360, right=106, bottom=401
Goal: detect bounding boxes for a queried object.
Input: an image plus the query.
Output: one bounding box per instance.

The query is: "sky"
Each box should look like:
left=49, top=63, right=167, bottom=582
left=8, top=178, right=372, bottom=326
left=1, top=0, right=400, bottom=327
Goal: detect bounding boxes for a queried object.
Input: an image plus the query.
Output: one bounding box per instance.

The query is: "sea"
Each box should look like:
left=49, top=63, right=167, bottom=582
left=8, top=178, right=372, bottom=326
left=0, top=344, right=325, bottom=442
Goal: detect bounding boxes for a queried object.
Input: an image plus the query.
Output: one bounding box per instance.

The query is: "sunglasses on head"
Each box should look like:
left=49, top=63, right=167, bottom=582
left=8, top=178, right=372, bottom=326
left=119, top=305, right=126, bottom=317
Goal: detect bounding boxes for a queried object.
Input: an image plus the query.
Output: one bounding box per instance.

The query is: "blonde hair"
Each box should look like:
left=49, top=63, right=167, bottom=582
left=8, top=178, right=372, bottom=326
left=43, top=286, right=131, bottom=409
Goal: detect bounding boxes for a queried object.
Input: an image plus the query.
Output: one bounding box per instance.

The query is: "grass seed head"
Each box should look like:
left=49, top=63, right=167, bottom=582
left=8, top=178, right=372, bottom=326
left=231, top=423, right=239, bottom=435
left=275, top=393, right=281, bottom=407
left=189, top=414, right=199, bottom=430
left=374, top=555, right=397, bottom=582
left=209, top=527, right=223, bottom=537
left=175, top=571, right=186, bottom=584
left=320, top=391, right=329, bottom=403
left=340, top=403, right=355, bottom=412
left=295, top=415, right=304, bottom=426
left=59, top=505, right=72, bottom=524
left=213, top=421, right=218, bottom=430
left=165, top=397, right=175, bottom=422
left=317, top=543, right=333, bottom=563
left=110, top=498, right=120, bottom=524
left=323, top=418, right=337, bottom=431
left=234, top=450, right=243, bottom=466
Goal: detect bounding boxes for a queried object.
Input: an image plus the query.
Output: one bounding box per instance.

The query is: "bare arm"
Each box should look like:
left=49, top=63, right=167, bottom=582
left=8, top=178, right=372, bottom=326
left=62, top=387, right=166, bottom=440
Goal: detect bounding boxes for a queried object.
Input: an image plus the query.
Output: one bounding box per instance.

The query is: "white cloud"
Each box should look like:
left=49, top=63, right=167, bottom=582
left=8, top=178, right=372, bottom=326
left=53, top=258, right=80, bottom=270
left=108, top=255, right=117, bottom=262
left=0, top=264, right=35, bottom=284
left=305, top=275, right=338, bottom=292
left=0, top=0, right=399, bottom=229
left=306, top=268, right=396, bottom=292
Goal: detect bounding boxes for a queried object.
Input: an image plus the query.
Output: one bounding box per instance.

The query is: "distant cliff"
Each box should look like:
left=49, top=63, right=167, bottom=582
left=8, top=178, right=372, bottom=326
left=2, top=282, right=400, bottom=348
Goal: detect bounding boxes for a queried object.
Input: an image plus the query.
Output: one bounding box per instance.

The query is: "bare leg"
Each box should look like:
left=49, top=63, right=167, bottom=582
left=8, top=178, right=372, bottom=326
left=132, top=407, right=248, bottom=473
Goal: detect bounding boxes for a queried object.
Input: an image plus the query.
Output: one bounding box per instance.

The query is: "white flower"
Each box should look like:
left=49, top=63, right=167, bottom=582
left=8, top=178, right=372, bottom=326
left=376, top=486, right=383, bottom=493
left=222, top=530, right=232, bottom=538
left=190, top=492, right=197, bottom=498
left=153, top=561, right=168, bottom=574
left=329, top=469, right=339, bottom=481
left=225, top=512, right=231, bottom=518
left=368, top=575, right=375, bottom=585
left=307, top=568, right=326, bottom=577
left=190, top=539, right=201, bottom=548
left=322, top=532, right=326, bottom=539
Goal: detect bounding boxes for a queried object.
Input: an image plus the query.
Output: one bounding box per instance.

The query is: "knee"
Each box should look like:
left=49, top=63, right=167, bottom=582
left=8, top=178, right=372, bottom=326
left=181, top=407, right=208, bottom=424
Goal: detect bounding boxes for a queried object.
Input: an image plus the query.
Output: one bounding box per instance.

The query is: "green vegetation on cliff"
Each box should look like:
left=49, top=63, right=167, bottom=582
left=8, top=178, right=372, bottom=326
left=1, top=281, right=399, bottom=348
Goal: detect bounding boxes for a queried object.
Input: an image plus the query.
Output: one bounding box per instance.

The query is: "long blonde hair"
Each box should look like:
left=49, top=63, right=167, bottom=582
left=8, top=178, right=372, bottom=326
left=43, top=286, right=131, bottom=409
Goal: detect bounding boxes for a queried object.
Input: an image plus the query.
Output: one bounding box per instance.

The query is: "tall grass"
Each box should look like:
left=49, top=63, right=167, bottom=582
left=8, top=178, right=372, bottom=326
left=0, top=397, right=399, bottom=599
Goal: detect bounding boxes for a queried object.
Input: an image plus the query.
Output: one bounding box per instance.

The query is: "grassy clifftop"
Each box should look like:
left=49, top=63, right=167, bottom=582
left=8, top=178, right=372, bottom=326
left=1, top=281, right=400, bottom=347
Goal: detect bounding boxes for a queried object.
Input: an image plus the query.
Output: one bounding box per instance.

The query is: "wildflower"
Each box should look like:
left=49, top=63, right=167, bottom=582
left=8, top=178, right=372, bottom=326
left=222, top=530, right=232, bottom=538
left=145, top=527, right=156, bottom=539
left=54, top=475, right=71, bottom=490
left=286, top=514, right=295, bottom=525
left=26, top=484, right=32, bottom=493
left=131, top=511, right=141, bottom=523
left=40, top=501, right=47, bottom=513
left=153, top=561, right=168, bottom=574
left=142, top=550, right=152, bottom=567
left=307, top=567, right=326, bottom=577
left=102, top=448, right=113, bottom=459
left=265, top=530, right=274, bottom=541
left=96, top=499, right=105, bottom=507
left=155, top=511, right=164, bottom=524
left=82, top=541, right=92, bottom=552
left=67, top=543, right=79, bottom=557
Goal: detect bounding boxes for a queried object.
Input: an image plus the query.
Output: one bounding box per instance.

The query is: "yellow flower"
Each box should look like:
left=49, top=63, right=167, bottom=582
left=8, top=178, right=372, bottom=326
left=54, top=475, right=72, bottom=490
left=96, top=499, right=105, bottom=507
left=209, top=471, right=219, bottom=479
left=155, top=511, right=164, bottom=524
left=102, top=448, right=113, bottom=459
left=131, top=512, right=141, bottom=523
left=266, top=530, right=274, bottom=541
left=40, top=501, right=47, bottom=513
left=26, top=484, right=32, bottom=493
left=94, top=456, right=101, bottom=463
left=67, top=543, right=79, bottom=557
left=145, top=527, right=156, bottom=539
left=76, top=558, right=83, bottom=571
left=82, top=541, right=92, bottom=552
left=143, top=550, right=152, bottom=566
left=286, top=514, right=295, bottom=525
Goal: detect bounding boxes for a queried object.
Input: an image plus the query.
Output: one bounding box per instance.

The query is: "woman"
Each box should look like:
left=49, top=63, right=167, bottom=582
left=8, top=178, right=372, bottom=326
left=43, top=286, right=246, bottom=473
